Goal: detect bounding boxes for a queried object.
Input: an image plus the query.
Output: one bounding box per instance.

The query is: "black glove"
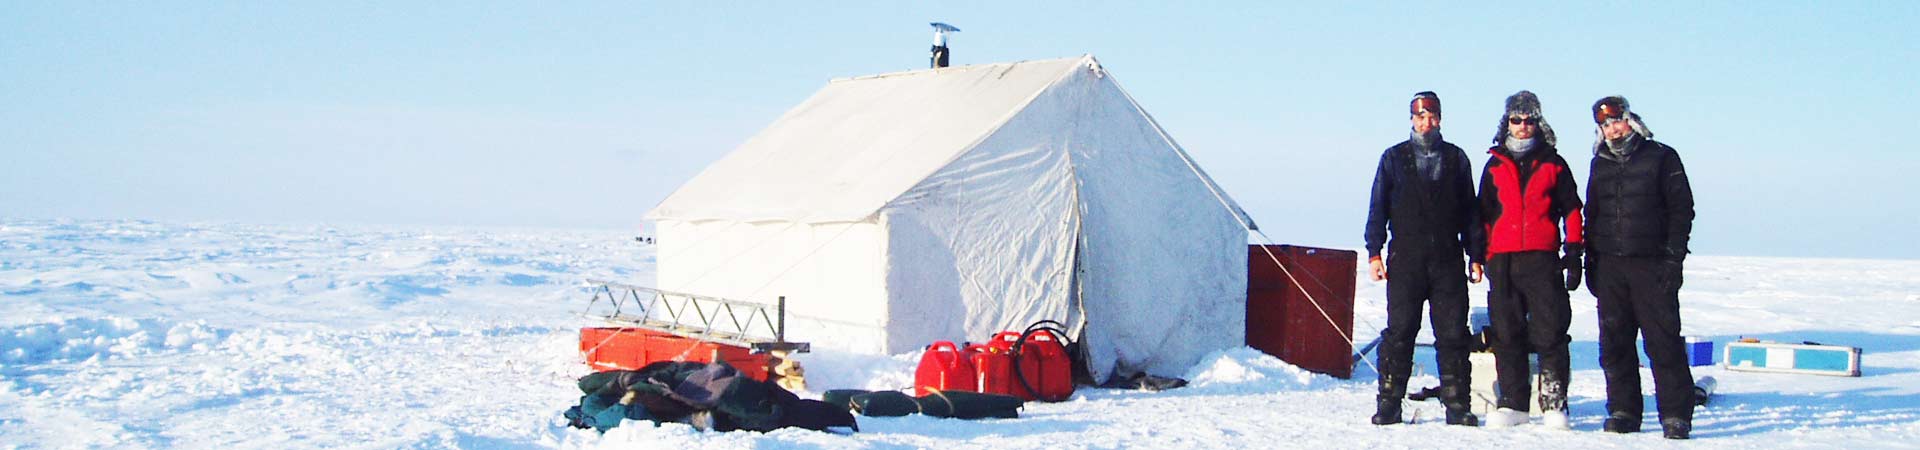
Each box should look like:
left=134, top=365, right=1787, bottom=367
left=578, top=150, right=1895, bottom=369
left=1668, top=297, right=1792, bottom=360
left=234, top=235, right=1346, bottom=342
left=1563, top=242, right=1584, bottom=291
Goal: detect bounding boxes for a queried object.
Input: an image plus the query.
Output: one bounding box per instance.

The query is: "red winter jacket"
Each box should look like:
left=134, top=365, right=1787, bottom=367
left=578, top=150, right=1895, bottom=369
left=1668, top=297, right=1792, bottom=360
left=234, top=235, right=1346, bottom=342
left=1479, top=146, right=1583, bottom=255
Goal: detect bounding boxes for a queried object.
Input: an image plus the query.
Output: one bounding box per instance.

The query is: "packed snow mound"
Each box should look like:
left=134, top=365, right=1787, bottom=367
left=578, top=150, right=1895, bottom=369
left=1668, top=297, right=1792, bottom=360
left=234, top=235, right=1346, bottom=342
left=0, top=317, right=224, bottom=365
left=1183, top=346, right=1332, bottom=393
left=791, top=348, right=920, bottom=393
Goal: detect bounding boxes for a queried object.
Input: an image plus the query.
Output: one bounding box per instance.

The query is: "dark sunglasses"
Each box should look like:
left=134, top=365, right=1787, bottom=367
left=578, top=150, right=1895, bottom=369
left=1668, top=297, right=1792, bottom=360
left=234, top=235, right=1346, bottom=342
left=1507, top=116, right=1539, bottom=126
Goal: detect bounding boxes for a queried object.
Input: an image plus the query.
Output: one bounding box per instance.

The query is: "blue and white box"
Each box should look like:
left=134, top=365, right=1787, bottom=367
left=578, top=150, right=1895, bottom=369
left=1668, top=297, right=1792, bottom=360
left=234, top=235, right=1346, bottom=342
left=1469, top=307, right=1490, bottom=335
left=1724, top=340, right=1862, bottom=377
left=1687, top=336, right=1713, bottom=367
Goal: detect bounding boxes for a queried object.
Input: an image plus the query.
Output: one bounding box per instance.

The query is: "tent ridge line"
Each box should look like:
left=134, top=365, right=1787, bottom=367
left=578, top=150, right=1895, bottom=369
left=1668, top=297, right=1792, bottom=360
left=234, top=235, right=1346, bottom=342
left=1102, top=68, right=1257, bottom=231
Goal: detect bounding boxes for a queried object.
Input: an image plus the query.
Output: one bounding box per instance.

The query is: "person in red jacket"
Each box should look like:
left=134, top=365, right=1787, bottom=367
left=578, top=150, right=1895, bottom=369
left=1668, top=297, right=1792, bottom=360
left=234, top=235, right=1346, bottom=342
left=1475, top=91, right=1584, bottom=430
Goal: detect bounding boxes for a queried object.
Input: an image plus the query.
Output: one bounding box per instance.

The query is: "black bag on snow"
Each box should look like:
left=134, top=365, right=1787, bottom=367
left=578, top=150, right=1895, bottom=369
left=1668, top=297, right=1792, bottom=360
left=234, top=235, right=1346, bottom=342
left=822, top=389, right=871, bottom=410
left=847, top=389, right=1023, bottom=419
left=779, top=399, right=859, bottom=432
left=913, top=390, right=1022, bottom=419
left=850, top=391, right=919, bottom=417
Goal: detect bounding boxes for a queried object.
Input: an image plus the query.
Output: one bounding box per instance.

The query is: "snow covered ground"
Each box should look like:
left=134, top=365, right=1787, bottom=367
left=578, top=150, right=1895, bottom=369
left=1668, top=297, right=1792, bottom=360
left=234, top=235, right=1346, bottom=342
left=3, top=219, right=1918, bottom=449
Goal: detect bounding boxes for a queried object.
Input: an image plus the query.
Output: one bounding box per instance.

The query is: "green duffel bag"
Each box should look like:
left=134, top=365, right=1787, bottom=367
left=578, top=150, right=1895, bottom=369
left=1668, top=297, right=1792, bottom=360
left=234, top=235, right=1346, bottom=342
left=822, top=389, right=871, bottom=410
left=849, top=391, right=919, bottom=417
left=913, top=390, right=1023, bottom=419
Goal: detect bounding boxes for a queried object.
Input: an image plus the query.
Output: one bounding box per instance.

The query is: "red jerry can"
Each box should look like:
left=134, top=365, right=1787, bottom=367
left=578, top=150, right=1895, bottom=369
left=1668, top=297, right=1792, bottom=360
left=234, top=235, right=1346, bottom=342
left=1020, top=330, right=1073, bottom=401
left=915, top=341, right=977, bottom=396
left=987, top=330, right=1074, bottom=401
left=985, top=331, right=1022, bottom=353
left=970, top=343, right=1014, bottom=397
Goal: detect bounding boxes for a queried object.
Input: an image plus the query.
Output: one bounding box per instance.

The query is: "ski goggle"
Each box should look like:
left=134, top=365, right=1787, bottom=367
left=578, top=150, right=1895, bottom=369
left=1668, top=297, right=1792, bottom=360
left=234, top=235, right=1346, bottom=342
left=1507, top=116, right=1539, bottom=126
left=1594, top=102, right=1627, bottom=124
left=1411, top=97, right=1440, bottom=115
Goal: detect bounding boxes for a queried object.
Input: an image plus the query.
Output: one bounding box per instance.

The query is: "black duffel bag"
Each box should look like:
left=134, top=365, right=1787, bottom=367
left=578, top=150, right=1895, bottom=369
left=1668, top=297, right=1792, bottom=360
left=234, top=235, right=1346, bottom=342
left=822, top=389, right=870, bottom=411
left=847, top=389, right=1023, bottom=419
left=850, top=391, right=919, bottom=417
left=913, top=390, right=1022, bottom=419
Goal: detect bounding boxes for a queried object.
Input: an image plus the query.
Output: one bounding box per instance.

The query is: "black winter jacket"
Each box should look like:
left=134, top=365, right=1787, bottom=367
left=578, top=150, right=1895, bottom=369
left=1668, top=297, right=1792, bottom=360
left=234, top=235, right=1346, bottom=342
left=1365, top=139, right=1484, bottom=263
left=1585, top=138, right=1694, bottom=260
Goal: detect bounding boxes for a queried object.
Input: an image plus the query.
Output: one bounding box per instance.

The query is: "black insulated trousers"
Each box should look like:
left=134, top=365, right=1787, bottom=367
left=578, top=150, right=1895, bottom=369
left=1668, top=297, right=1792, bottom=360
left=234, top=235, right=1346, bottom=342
left=1592, top=254, right=1695, bottom=422
left=1375, top=252, right=1473, bottom=411
left=1486, top=251, right=1572, bottom=412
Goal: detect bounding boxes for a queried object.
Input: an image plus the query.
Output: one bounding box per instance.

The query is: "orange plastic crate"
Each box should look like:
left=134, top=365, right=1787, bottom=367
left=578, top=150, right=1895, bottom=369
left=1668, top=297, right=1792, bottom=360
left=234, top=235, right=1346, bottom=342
left=579, top=327, right=771, bottom=381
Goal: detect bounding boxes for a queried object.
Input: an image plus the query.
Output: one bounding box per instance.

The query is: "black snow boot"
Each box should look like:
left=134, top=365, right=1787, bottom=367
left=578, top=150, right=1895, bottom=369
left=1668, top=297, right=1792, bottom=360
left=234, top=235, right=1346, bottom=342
left=1433, top=369, right=1476, bottom=426
left=1444, top=407, right=1479, bottom=426
left=1661, top=417, right=1691, bottom=440
left=1371, top=399, right=1404, bottom=425
left=1603, top=411, right=1641, bottom=433
left=1372, top=369, right=1408, bottom=425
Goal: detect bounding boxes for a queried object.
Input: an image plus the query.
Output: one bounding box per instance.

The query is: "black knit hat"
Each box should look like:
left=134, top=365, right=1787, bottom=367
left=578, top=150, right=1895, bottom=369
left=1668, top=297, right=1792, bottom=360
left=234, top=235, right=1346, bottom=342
left=1494, top=90, right=1555, bottom=147
left=1410, top=91, right=1441, bottom=115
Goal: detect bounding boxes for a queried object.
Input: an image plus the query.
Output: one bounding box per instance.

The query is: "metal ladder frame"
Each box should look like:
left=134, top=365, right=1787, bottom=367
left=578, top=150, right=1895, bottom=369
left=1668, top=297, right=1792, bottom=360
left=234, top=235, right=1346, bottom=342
left=582, top=280, right=809, bottom=354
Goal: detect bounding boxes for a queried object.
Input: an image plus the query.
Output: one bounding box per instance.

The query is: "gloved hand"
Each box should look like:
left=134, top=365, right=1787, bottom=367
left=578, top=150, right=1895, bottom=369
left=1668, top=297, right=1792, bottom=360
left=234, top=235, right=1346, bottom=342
left=1563, top=242, right=1584, bottom=291
left=1661, top=247, right=1686, bottom=288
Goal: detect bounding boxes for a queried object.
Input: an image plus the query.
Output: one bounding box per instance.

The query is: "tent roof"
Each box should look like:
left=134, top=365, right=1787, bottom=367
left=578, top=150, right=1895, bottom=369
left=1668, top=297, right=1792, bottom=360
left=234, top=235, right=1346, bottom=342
left=647, top=56, right=1091, bottom=223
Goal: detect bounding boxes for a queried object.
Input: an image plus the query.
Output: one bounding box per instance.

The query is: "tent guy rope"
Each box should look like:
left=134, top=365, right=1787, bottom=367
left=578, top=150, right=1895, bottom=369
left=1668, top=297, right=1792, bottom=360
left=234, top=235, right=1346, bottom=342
left=1109, top=72, right=1382, bottom=375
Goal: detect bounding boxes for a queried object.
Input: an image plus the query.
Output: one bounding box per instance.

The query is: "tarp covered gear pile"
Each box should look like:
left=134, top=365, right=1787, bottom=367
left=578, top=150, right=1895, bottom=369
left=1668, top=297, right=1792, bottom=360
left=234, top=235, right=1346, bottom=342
left=563, top=361, right=856, bottom=433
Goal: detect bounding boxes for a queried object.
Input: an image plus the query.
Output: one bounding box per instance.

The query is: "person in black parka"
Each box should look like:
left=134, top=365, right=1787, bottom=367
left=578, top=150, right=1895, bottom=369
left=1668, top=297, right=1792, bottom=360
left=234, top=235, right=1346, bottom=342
left=1586, top=96, right=1697, bottom=440
left=1364, top=91, right=1485, bottom=427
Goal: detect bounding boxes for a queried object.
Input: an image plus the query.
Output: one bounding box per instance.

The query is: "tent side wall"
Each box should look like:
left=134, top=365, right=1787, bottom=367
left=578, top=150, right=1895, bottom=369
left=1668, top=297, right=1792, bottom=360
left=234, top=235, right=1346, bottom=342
left=654, top=219, right=892, bottom=354
left=877, top=83, right=1081, bottom=352
left=1058, top=61, right=1250, bottom=381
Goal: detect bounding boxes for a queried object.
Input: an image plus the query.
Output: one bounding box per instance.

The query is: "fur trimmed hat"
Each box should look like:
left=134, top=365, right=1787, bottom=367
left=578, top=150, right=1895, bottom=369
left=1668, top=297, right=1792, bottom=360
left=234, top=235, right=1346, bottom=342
left=1591, top=96, right=1656, bottom=157
left=1410, top=91, right=1441, bottom=115
left=1493, top=90, right=1555, bottom=147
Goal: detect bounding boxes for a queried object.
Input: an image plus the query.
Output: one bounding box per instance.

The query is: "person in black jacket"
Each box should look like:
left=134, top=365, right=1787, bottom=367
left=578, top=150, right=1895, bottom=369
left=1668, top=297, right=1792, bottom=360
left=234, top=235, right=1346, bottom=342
left=1364, top=91, right=1484, bottom=426
left=1476, top=91, right=1584, bottom=430
left=1585, top=96, right=1697, bottom=439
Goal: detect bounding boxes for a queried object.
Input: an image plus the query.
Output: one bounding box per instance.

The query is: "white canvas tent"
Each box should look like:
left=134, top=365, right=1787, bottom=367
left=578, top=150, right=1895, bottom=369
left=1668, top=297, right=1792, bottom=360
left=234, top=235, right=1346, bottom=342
left=646, top=55, right=1253, bottom=381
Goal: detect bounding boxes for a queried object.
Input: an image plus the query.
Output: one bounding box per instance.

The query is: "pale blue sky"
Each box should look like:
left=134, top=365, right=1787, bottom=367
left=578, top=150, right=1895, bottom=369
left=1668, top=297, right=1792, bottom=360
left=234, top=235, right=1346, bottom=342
left=3, top=2, right=1915, bottom=259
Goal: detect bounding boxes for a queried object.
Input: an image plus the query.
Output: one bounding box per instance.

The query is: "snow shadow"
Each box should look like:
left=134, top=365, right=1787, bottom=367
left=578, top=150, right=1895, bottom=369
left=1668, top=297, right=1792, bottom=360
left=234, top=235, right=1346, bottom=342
left=1696, top=386, right=1920, bottom=438
left=854, top=414, right=1098, bottom=439
left=448, top=433, right=528, bottom=449
left=368, top=275, right=451, bottom=306
left=0, top=366, right=68, bottom=396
